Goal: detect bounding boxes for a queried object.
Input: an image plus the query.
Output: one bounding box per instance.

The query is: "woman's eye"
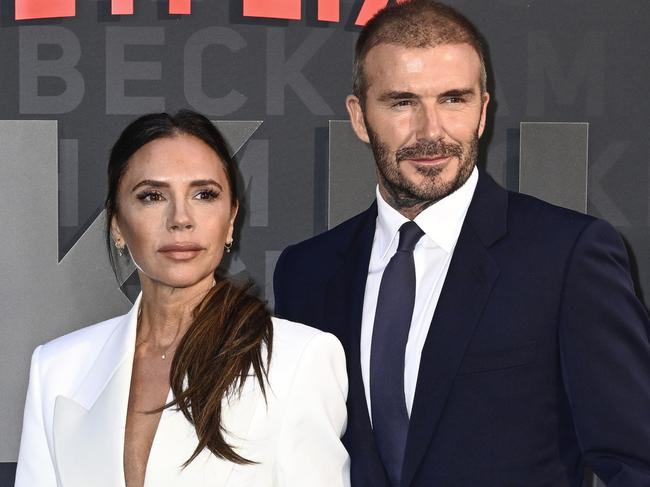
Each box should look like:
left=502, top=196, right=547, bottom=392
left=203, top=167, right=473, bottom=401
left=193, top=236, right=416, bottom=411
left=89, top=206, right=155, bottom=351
left=195, top=189, right=220, bottom=201
left=136, top=191, right=164, bottom=202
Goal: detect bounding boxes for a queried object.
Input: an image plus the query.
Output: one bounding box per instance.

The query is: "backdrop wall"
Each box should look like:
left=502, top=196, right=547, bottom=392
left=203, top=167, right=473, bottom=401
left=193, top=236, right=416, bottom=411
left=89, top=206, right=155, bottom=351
left=1, top=1, right=648, bottom=485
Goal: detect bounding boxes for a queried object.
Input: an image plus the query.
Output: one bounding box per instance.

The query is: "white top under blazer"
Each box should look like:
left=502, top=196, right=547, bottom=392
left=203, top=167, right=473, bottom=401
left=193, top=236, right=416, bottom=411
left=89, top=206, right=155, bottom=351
left=15, top=295, right=350, bottom=487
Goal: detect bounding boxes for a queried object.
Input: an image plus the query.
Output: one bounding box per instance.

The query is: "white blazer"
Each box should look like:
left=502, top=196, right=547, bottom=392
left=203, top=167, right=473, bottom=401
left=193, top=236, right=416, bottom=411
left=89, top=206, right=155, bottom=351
left=15, top=295, right=350, bottom=487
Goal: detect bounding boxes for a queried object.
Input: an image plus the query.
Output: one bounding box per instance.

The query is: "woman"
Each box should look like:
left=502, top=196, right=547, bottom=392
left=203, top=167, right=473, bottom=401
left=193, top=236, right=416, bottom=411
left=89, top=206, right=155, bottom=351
left=15, top=110, right=349, bottom=487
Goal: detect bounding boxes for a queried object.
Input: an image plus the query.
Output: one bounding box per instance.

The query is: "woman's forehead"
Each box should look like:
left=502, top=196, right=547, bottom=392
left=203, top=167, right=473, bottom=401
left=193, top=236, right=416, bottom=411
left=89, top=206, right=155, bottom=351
left=121, top=135, right=229, bottom=186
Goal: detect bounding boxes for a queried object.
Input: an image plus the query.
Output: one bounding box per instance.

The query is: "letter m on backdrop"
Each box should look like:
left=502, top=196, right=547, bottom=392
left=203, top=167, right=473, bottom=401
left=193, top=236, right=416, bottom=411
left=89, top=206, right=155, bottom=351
left=15, top=0, right=75, bottom=20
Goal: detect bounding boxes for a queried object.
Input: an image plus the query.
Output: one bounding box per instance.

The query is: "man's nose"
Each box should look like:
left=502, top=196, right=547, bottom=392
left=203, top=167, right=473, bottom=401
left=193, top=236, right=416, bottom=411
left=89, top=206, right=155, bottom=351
left=414, top=104, right=443, bottom=141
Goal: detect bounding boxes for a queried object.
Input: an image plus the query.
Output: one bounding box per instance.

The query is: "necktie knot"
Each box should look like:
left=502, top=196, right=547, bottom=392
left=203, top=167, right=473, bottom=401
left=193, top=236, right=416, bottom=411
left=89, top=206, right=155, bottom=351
left=397, top=221, right=424, bottom=253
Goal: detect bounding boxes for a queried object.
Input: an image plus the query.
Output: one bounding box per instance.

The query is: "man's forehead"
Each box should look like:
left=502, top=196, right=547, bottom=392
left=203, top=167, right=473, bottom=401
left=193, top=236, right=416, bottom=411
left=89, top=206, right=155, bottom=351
left=364, top=41, right=480, bottom=65
left=363, top=43, right=482, bottom=88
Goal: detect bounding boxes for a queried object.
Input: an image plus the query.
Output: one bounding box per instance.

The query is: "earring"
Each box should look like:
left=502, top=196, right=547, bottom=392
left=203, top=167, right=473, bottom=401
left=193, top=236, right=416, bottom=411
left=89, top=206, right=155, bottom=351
left=114, top=240, right=125, bottom=256
left=224, top=240, right=233, bottom=253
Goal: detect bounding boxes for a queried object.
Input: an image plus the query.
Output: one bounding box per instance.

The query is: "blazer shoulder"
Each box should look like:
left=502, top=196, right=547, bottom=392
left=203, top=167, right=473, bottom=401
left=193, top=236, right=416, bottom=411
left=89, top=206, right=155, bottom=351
left=36, top=314, right=126, bottom=374
left=270, top=317, right=343, bottom=359
left=268, top=317, right=345, bottom=384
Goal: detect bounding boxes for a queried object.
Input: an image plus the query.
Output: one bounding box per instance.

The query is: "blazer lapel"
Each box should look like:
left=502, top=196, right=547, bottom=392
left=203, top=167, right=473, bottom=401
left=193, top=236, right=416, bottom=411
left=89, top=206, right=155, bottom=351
left=401, top=173, right=507, bottom=487
left=143, top=379, right=259, bottom=487
left=52, top=295, right=141, bottom=487
left=324, top=203, right=390, bottom=485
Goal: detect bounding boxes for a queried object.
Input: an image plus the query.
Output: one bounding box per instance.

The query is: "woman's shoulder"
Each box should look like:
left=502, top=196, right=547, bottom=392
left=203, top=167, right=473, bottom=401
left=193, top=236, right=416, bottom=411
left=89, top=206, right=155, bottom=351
left=35, top=313, right=127, bottom=373
left=270, top=317, right=343, bottom=358
left=267, top=317, right=346, bottom=386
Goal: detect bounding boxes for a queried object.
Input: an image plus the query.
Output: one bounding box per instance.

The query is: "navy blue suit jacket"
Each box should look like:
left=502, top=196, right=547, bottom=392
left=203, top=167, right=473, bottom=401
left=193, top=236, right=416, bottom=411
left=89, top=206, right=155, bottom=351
left=273, top=172, right=650, bottom=487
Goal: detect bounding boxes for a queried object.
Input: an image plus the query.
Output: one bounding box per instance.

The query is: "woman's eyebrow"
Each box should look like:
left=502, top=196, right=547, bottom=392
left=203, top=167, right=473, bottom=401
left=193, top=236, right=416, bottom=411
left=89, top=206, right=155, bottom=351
left=131, top=179, right=223, bottom=192
left=131, top=179, right=168, bottom=192
left=189, top=179, right=222, bottom=189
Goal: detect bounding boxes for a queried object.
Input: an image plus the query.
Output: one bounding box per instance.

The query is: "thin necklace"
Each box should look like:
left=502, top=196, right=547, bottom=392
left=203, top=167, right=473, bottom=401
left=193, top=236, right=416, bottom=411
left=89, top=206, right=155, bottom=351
left=135, top=308, right=182, bottom=360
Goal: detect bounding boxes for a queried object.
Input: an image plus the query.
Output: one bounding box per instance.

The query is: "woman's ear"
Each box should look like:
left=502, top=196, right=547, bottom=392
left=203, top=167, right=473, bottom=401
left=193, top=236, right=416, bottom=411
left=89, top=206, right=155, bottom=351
left=110, top=217, right=125, bottom=249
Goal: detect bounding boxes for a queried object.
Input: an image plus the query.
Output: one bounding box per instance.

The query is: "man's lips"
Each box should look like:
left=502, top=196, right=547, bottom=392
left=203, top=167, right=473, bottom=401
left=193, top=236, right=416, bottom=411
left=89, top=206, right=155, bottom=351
left=158, top=242, right=204, bottom=259
left=403, top=155, right=451, bottom=165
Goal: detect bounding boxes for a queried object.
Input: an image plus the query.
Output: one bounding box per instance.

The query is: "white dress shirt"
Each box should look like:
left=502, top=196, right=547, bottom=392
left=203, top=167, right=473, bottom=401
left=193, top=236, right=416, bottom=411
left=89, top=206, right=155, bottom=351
left=361, top=168, right=479, bottom=419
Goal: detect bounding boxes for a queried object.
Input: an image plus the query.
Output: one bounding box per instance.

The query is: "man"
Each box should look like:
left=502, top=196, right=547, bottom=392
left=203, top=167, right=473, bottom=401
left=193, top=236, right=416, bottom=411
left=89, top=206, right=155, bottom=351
left=273, top=1, right=650, bottom=485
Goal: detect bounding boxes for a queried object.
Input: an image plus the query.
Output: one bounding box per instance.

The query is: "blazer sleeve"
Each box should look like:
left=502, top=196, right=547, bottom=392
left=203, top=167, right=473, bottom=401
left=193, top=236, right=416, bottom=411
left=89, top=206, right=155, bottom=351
left=14, top=345, right=58, bottom=487
left=558, top=218, right=650, bottom=484
left=273, top=332, right=350, bottom=487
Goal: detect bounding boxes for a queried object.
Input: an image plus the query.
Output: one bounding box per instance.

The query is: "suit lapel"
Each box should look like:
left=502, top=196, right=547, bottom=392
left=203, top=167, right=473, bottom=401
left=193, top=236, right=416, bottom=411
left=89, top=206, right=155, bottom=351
left=324, top=203, right=377, bottom=376
left=401, top=173, right=507, bottom=487
left=324, top=204, right=390, bottom=485
left=52, top=296, right=141, bottom=487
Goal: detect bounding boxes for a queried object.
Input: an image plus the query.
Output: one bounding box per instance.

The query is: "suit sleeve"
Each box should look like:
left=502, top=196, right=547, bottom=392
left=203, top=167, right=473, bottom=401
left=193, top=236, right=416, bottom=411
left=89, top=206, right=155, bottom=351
left=273, top=332, right=350, bottom=487
left=272, top=246, right=292, bottom=319
left=14, top=345, right=58, bottom=487
left=559, top=218, right=650, bottom=485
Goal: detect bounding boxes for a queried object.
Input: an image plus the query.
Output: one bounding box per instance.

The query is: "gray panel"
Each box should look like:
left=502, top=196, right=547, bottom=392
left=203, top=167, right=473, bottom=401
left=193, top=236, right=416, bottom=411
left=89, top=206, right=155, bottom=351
left=213, top=120, right=263, bottom=156
left=0, top=121, right=132, bottom=461
left=328, top=120, right=376, bottom=229
left=519, top=122, right=589, bottom=213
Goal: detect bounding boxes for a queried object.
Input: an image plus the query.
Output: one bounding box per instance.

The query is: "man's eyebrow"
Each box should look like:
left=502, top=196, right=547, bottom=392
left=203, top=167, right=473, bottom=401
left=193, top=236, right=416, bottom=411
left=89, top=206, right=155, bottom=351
left=131, top=179, right=223, bottom=192
left=439, top=88, right=476, bottom=98
left=377, top=91, right=419, bottom=103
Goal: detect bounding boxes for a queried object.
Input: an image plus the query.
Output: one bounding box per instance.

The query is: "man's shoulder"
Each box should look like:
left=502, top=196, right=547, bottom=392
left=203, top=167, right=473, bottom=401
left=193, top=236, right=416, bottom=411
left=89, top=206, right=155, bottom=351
left=506, top=189, right=595, bottom=234
left=281, top=205, right=375, bottom=261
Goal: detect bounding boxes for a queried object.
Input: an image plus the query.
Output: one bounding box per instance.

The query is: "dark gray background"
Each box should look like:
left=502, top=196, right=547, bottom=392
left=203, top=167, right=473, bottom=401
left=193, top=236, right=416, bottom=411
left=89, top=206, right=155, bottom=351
left=1, top=1, right=648, bottom=485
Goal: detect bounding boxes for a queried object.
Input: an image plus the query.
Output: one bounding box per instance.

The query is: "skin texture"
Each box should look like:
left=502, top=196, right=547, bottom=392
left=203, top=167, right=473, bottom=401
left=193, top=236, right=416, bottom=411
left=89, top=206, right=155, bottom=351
left=346, top=43, right=490, bottom=219
left=110, top=134, right=238, bottom=487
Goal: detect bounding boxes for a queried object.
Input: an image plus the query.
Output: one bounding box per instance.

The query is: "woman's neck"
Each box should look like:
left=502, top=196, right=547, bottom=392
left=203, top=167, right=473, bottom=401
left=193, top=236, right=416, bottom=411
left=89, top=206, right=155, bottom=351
left=136, top=274, right=214, bottom=351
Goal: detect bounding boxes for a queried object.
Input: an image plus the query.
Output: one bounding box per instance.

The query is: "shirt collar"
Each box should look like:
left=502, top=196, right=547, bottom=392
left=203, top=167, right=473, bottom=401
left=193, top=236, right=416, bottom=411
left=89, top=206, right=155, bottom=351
left=375, top=167, right=479, bottom=259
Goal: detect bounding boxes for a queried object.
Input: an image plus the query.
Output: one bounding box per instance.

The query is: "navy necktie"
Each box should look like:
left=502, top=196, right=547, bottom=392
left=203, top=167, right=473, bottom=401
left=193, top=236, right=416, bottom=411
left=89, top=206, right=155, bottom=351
left=370, top=220, right=424, bottom=487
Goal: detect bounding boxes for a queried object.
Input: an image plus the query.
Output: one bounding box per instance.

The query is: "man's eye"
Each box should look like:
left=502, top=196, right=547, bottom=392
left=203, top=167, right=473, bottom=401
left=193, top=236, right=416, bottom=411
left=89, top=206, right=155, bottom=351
left=445, top=97, right=465, bottom=104
left=136, top=191, right=164, bottom=202
left=195, top=190, right=220, bottom=201
left=393, top=100, right=415, bottom=107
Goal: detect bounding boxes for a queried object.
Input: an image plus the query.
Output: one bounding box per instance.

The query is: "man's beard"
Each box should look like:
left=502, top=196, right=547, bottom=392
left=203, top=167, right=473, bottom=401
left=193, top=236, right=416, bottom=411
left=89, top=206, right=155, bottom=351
left=366, top=125, right=479, bottom=211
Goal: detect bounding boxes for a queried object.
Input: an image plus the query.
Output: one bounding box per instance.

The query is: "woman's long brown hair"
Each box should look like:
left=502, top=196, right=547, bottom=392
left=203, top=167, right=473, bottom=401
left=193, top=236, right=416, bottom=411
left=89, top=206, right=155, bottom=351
left=105, top=110, right=273, bottom=465
left=170, top=278, right=272, bottom=465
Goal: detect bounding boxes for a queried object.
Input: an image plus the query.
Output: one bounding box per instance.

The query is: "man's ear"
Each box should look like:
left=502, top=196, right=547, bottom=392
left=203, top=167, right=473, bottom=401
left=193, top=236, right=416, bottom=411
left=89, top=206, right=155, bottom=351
left=226, top=202, right=239, bottom=244
left=478, top=91, right=490, bottom=138
left=346, top=95, right=370, bottom=144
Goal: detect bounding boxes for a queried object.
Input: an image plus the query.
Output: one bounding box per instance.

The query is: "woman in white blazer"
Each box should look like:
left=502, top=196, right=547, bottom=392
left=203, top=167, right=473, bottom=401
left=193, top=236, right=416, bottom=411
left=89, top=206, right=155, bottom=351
left=15, top=110, right=350, bottom=487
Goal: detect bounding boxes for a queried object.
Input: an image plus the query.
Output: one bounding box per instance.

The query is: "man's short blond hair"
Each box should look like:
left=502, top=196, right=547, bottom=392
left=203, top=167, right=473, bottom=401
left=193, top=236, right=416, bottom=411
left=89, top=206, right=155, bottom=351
left=352, top=0, right=487, bottom=101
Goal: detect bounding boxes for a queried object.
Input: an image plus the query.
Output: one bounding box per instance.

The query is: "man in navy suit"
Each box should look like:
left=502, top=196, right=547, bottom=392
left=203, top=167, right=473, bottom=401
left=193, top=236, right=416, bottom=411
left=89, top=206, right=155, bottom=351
left=273, top=1, right=650, bottom=485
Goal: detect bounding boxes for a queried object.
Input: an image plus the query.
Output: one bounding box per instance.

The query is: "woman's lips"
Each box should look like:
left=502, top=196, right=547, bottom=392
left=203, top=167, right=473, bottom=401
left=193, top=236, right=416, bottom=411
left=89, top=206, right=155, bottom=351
left=158, top=242, right=204, bottom=260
